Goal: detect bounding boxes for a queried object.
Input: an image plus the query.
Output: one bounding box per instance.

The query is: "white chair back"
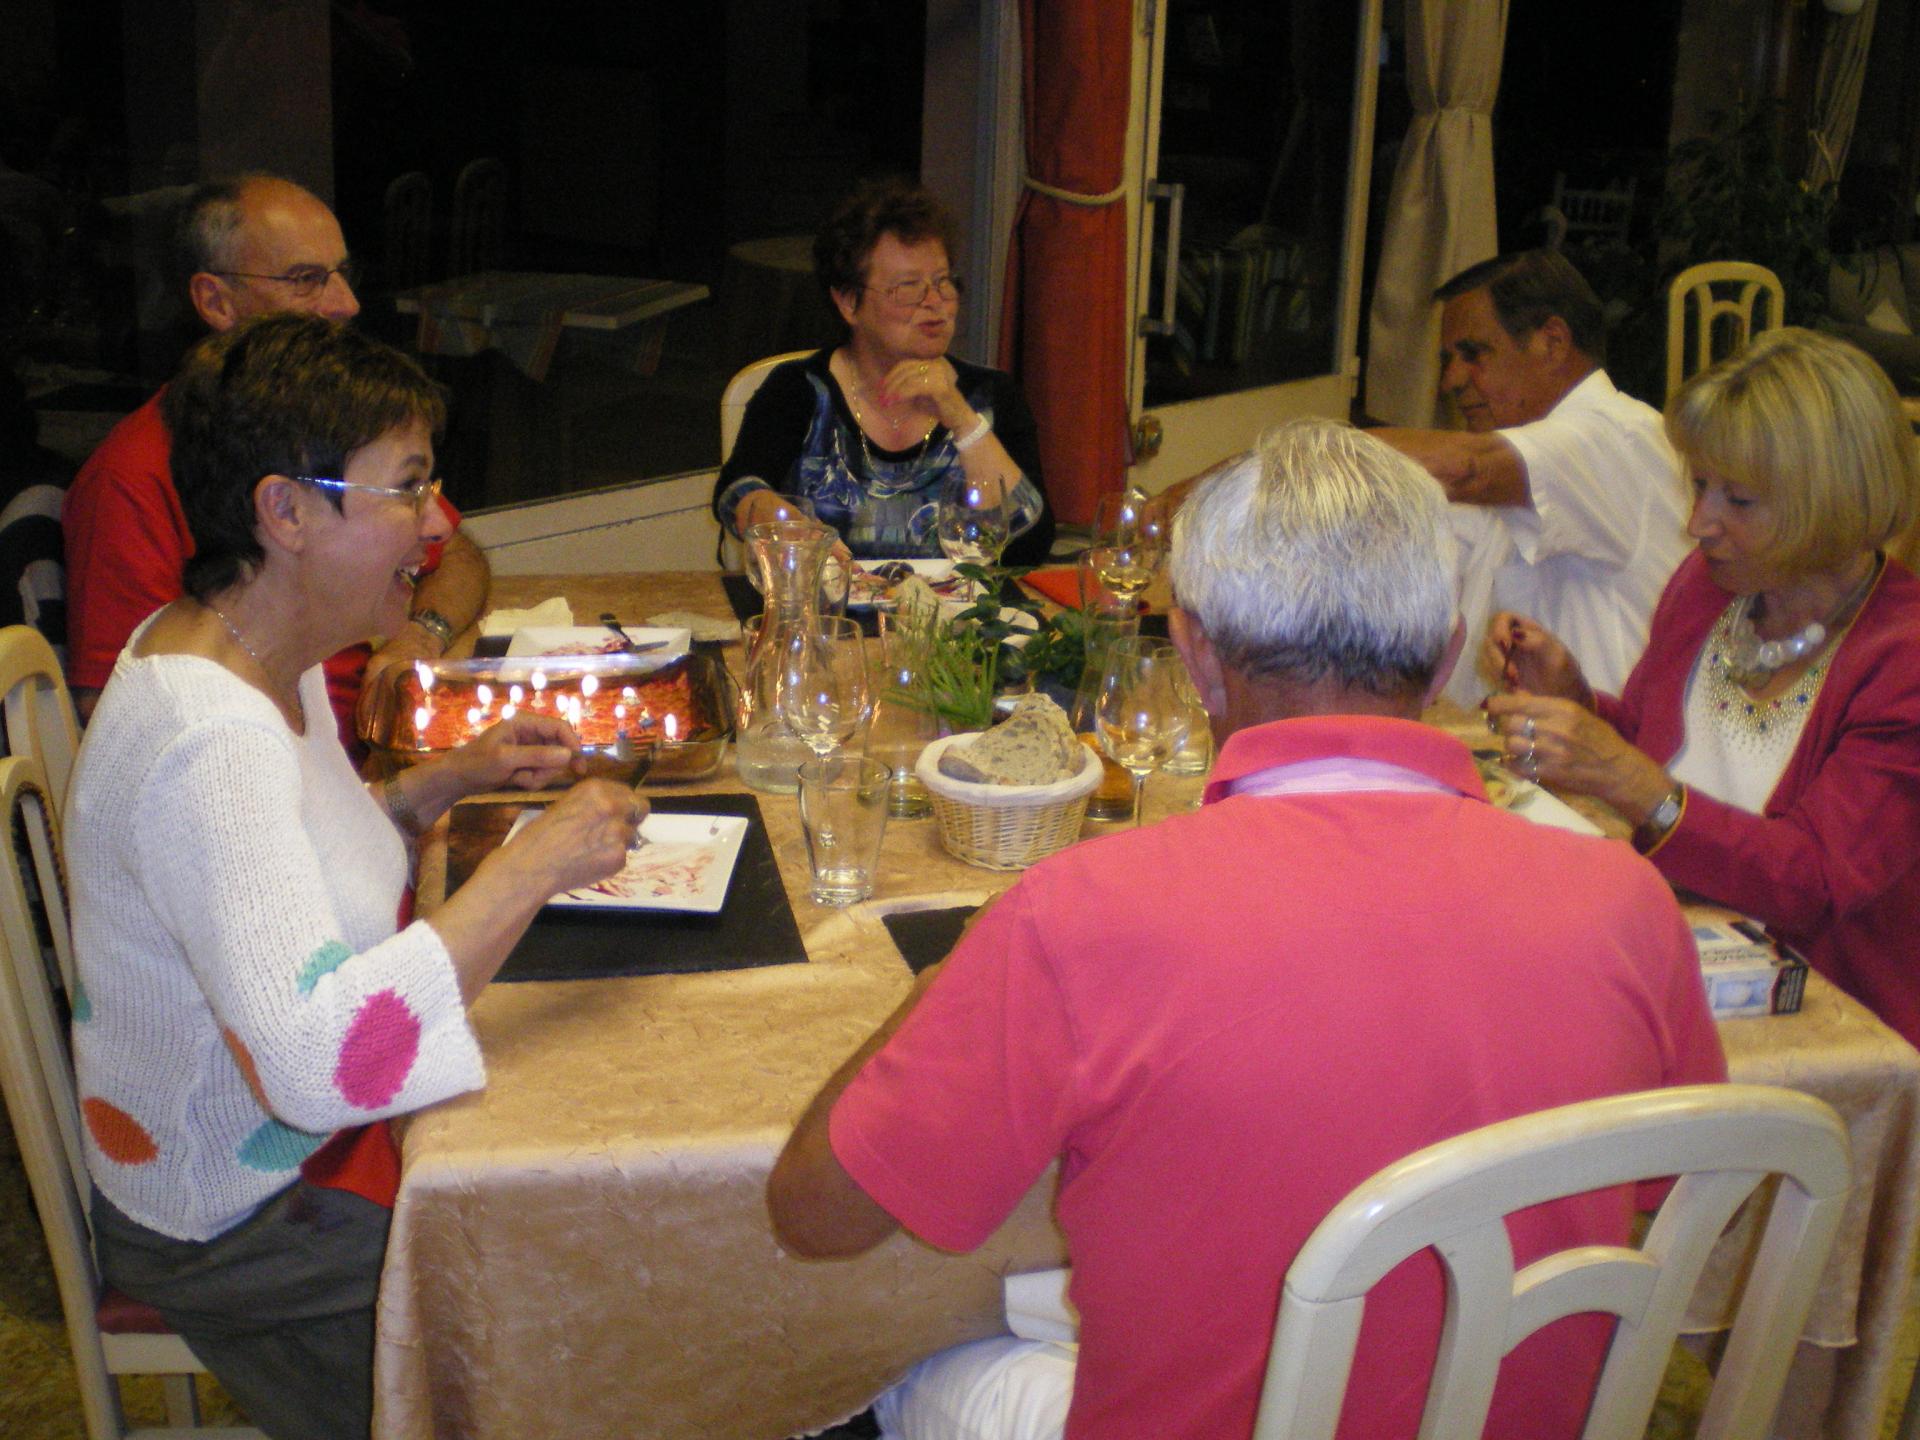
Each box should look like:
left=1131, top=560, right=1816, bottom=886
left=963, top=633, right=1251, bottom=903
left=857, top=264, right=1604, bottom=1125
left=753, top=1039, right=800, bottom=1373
left=1666, top=261, right=1785, bottom=401
left=382, top=170, right=434, bottom=291
left=1253, top=1084, right=1850, bottom=1440
left=448, top=157, right=508, bottom=278
left=717, top=350, right=813, bottom=571
left=721, top=349, right=813, bottom=461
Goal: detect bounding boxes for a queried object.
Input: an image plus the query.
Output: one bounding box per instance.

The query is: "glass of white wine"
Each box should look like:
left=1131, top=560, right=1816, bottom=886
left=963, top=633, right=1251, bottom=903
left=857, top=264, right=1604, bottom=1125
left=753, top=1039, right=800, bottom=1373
left=1095, top=637, right=1190, bottom=826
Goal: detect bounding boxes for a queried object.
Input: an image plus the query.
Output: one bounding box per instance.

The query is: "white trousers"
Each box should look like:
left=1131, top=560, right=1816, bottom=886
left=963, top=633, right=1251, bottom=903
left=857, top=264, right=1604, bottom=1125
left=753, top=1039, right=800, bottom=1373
left=874, top=1337, right=1078, bottom=1440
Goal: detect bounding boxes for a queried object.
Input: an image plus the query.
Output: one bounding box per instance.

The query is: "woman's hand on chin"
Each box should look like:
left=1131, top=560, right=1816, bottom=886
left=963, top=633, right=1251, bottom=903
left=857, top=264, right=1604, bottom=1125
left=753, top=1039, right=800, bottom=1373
left=453, top=712, right=585, bottom=794
left=878, top=357, right=968, bottom=427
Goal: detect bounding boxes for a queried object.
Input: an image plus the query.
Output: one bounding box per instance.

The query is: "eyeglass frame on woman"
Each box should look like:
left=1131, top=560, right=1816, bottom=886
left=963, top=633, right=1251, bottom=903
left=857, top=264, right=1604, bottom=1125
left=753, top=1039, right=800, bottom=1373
left=864, top=274, right=964, bottom=308
left=208, top=259, right=358, bottom=299
left=292, top=473, right=443, bottom=518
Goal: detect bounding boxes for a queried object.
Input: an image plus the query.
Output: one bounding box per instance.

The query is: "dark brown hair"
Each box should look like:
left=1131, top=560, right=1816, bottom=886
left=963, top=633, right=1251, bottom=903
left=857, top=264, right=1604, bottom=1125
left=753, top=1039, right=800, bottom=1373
left=813, top=178, right=961, bottom=311
left=163, top=313, right=445, bottom=599
left=1434, top=250, right=1608, bottom=365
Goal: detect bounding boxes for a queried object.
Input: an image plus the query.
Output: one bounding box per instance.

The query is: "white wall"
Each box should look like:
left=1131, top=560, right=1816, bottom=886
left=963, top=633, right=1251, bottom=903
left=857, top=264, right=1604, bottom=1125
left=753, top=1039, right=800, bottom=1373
left=462, top=471, right=723, bottom=575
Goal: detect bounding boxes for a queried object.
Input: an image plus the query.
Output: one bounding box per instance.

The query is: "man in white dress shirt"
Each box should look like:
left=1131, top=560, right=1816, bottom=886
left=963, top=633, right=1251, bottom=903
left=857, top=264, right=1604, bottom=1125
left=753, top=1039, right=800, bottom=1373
left=1372, top=250, right=1689, bottom=705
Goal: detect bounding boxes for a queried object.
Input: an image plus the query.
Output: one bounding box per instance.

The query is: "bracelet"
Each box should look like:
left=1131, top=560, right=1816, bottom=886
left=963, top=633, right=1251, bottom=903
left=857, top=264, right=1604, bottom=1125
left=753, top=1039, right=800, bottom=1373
left=410, top=608, right=456, bottom=654
left=952, top=413, right=993, bottom=452
left=1631, top=784, right=1686, bottom=856
left=383, top=775, right=424, bottom=836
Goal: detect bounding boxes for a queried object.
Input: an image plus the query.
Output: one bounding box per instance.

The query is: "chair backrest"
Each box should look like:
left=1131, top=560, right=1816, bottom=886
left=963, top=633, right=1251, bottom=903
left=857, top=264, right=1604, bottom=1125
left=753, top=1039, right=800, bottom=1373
left=721, top=349, right=813, bottom=462
left=382, top=170, right=434, bottom=291
left=448, top=157, right=508, bottom=278
left=1544, top=172, right=1637, bottom=248
left=0, top=753, right=118, bottom=1433
left=1667, top=261, right=1785, bottom=402
left=717, top=350, right=813, bottom=571
left=1252, top=1084, right=1850, bottom=1440
left=0, top=623, right=81, bottom=845
left=0, top=483, right=68, bottom=658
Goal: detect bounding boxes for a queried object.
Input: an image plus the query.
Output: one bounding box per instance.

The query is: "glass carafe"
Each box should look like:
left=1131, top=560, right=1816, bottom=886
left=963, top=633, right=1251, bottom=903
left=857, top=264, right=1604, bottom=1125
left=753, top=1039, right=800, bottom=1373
left=736, top=521, right=837, bottom=793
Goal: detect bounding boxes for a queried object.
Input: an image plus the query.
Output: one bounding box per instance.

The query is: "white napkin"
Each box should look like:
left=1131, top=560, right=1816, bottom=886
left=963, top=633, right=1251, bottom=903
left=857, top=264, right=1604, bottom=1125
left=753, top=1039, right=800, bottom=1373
left=1003, top=1268, right=1078, bottom=1344
left=480, top=598, right=574, bottom=636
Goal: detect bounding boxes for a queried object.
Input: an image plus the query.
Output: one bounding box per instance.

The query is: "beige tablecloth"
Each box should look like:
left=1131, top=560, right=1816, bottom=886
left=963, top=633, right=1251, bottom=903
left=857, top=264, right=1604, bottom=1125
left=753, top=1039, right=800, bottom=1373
left=372, top=574, right=1920, bottom=1440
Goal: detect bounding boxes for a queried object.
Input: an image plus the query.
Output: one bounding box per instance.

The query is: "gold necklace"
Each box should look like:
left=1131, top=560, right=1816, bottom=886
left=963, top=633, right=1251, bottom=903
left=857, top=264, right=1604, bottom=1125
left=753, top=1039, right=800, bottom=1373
left=842, top=367, right=936, bottom=473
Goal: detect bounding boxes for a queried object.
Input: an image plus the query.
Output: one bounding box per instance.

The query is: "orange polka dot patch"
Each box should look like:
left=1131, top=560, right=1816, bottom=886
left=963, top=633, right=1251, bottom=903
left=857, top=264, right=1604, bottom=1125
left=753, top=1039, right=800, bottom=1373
left=222, top=1028, right=271, bottom=1111
left=83, top=1097, right=158, bottom=1166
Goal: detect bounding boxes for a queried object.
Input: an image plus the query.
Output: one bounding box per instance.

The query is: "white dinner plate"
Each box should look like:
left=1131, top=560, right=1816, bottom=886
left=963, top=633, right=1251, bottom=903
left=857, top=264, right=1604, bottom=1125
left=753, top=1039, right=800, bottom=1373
left=508, top=810, right=750, bottom=913
left=506, top=625, right=691, bottom=658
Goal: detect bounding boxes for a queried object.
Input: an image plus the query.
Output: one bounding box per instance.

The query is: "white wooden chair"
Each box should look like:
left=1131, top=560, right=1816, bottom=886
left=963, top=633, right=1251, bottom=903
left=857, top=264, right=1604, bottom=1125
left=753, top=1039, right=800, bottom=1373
left=1542, top=172, right=1638, bottom=252
left=1252, top=1084, right=1850, bottom=1440
left=0, top=753, right=262, bottom=1438
left=717, top=349, right=813, bottom=571
left=1666, top=261, right=1785, bottom=402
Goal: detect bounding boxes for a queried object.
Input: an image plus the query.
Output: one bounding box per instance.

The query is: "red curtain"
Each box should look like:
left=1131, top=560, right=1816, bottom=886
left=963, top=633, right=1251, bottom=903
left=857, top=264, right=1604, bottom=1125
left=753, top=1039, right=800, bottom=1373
left=996, top=0, right=1132, bottom=526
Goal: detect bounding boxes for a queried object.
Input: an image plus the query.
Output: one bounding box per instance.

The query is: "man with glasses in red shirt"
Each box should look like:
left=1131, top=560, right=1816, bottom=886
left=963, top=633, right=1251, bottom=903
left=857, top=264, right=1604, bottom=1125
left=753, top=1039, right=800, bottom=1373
left=63, top=173, right=488, bottom=742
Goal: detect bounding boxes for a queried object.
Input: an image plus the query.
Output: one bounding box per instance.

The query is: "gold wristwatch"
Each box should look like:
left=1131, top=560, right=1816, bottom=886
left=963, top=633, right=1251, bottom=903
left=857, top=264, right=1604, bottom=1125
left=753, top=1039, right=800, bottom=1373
left=1632, top=785, right=1686, bottom=855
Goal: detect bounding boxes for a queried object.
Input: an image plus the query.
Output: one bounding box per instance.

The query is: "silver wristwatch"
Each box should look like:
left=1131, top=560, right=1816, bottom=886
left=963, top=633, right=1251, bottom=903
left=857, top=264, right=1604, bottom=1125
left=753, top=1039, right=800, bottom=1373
left=410, top=608, right=456, bottom=653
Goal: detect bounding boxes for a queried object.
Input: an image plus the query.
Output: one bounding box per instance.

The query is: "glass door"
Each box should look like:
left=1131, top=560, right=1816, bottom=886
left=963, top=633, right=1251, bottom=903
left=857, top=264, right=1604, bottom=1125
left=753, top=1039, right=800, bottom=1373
left=1125, top=0, right=1383, bottom=490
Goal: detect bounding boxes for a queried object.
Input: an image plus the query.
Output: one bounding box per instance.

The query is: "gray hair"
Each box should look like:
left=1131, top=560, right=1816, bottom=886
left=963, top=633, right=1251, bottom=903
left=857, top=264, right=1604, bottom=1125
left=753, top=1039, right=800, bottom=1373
left=1170, top=419, right=1456, bottom=697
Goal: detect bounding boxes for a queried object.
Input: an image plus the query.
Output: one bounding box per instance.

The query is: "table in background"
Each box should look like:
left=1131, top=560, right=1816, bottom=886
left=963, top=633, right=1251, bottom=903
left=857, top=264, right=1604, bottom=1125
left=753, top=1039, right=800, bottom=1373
left=372, top=572, right=1920, bottom=1440
left=394, top=272, right=711, bottom=505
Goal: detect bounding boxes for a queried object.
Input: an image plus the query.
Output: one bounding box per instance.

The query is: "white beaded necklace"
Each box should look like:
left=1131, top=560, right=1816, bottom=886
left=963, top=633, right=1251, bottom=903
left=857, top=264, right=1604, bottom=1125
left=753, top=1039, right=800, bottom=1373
left=1723, top=556, right=1880, bottom=691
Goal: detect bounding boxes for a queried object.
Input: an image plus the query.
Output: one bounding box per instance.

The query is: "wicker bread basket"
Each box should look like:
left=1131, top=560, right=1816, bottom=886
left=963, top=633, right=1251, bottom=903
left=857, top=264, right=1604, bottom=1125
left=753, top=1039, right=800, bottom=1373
left=915, top=732, right=1103, bottom=870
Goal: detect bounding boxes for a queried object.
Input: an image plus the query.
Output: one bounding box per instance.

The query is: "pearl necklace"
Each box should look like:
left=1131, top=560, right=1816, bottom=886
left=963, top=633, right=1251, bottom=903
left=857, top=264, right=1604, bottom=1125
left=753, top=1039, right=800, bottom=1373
left=207, top=602, right=303, bottom=724
left=1724, top=556, right=1880, bottom=690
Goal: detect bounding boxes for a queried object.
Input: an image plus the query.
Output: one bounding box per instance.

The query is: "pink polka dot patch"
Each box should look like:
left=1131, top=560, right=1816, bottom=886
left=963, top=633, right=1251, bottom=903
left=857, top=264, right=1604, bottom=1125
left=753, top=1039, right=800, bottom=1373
left=334, top=989, right=420, bottom=1109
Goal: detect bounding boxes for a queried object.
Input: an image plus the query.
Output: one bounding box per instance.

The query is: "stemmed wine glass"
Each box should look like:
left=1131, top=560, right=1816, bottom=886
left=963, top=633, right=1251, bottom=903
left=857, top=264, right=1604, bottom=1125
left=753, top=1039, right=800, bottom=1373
left=1095, top=637, right=1191, bottom=826
left=935, top=474, right=1010, bottom=599
left=775, top=615, right=873, bottom=760
left=1087, top=488, right=1170, bottom=609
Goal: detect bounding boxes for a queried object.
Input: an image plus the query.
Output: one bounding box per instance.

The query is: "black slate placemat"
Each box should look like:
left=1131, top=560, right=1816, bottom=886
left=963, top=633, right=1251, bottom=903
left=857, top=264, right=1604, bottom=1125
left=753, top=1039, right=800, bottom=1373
left=880, top=905, right=979, bottom=975
left=445, top=792, right=806, bottom=982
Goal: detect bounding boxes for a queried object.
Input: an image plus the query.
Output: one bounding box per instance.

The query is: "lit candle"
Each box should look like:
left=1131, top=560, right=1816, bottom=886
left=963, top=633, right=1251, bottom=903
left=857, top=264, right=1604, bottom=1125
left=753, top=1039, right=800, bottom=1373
left=664, top=713, right=679, bottom=742
left=413, top=705, right=431, bottom=735
left=466, top=706, right=482, bottom=727
left=580, top=673, right=599, bottom=697
left=530, top=669, right=548, bottom=692
left=414, top=660, right=435, bottom=690
left=509, top=684, right=524, bottom=705
left=501, top=703, right=517, bottom=720
left=477, top=683, right=494, bottom=708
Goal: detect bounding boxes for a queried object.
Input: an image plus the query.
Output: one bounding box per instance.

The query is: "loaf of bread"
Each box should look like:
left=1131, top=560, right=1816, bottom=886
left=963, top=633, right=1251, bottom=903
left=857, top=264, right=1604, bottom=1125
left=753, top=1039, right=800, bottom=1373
left=937, top=694, right=1082, bottom=786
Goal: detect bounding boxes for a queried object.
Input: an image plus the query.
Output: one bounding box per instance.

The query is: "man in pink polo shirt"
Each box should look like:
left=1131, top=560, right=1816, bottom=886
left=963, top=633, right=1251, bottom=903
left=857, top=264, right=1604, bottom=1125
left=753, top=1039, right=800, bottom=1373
left=63, top=173, right=488, bottom=743
left=768, top=419, right=1726, bottom=1440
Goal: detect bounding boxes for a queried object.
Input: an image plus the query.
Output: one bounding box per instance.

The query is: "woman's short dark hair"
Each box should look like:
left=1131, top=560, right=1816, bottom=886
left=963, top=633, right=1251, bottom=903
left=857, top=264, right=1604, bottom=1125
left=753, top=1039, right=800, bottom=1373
left=162, top=313, right=445, bottom=600
left=813, top=179, right=962, bottom=311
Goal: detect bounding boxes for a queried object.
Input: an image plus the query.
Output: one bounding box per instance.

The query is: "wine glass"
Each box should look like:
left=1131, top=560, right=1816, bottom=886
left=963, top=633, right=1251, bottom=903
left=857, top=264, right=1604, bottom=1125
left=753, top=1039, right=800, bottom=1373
left=1095, top=637, right=1191, bottom=826
left=936, top=474, right=1010, bottom=599
left=1087, top=487, right=1169, bottom=606
left=775, top=615, right=872, bottom=760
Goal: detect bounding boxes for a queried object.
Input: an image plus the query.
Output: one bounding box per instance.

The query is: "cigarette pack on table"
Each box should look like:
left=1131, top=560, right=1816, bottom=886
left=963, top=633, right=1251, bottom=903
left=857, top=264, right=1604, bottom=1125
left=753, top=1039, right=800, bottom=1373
left=1690, top=915, right=1808, bottom=1019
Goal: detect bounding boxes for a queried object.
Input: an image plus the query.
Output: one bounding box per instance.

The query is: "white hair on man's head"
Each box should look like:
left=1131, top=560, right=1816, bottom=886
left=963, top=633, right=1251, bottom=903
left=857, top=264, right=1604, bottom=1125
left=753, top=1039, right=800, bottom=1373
left=1169, top=418, right=1457, bottom=697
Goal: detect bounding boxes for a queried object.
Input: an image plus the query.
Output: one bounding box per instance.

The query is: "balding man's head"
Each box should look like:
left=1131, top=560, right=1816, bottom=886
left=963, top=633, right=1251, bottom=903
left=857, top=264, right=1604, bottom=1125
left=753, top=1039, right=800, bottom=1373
left=181, top=174, right=360, bottom=332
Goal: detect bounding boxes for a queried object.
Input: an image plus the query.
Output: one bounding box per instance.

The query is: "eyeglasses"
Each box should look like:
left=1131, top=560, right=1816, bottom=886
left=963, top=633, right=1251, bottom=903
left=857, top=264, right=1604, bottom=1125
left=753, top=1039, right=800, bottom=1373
left=211, top=259, right=358, bottom=299
left=294, top=473, right=442, bottom=518
left=865, top=274, right=963, bottom=308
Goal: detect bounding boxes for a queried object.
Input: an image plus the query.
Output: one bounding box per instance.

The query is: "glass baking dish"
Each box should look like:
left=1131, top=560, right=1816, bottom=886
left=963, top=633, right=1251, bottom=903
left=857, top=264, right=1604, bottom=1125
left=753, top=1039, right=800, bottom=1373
left=360, top=649, right=737, bottom=784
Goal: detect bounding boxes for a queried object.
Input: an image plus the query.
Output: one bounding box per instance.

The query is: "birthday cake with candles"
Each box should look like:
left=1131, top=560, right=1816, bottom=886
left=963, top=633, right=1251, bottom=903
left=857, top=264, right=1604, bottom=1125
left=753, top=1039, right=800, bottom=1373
left=363, top=650, right=735, bottom=780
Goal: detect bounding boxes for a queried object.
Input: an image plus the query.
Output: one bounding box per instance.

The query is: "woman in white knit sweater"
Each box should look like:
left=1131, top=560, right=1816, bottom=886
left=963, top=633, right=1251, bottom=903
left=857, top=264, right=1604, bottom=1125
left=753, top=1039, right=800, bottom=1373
left=65, top=314, right=642, bottom=1440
